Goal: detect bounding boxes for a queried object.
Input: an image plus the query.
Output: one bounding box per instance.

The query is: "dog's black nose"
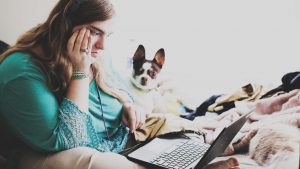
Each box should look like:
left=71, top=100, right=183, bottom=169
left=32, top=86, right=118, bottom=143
left=141, top=77, right=148, bottom=86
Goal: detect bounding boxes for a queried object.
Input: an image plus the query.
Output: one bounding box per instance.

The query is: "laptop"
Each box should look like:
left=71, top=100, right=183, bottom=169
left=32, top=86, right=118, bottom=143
left=126, top=109, right=254, bottom=169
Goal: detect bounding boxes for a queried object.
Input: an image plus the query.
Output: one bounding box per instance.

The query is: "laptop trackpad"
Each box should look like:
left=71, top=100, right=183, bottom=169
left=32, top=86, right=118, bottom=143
left=128, top=138, right=188, bottom=162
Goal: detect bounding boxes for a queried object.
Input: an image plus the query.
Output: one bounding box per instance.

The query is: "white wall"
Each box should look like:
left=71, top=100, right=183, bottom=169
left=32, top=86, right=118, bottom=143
left=110, top=0, right=300, bottom=102
left=0, top=0, right=57, bottom=44
left=1, top=0, right=300, bottom=103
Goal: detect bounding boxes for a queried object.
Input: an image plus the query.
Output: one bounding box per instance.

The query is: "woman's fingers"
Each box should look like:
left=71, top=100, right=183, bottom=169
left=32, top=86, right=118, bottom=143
left=87, top=34, right=92, bottom=55
left=67, top=30, right=79, bottom=52
left=74, top=28, right=87, bottom=52
left=135, top=106, right=145, bottom=129
left=121, top=112, right=135, bottom=133
left=80, top=29, right=90, bottom=53
left=121, top=103, right=146, bottom=133
left=132, top=105, right=145, bottom=131
left=134, top=109, right=141, bottom=130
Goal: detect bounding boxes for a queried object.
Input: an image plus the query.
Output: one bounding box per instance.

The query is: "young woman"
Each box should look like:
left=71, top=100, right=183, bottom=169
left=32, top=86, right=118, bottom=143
left=0, top=0, right=240, bottom=168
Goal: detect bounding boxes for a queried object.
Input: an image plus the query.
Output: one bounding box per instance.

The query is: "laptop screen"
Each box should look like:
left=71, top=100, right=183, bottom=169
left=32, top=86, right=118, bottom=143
left=195, top=110, right=253, bottom=168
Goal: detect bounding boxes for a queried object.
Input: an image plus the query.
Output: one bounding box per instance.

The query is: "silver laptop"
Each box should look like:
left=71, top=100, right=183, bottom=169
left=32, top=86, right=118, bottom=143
left=127, top=109, right=253, bottom=169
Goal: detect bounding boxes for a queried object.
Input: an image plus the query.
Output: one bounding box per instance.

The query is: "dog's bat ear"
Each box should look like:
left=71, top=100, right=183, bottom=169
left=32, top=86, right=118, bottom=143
left=133, top=45, right=145, bottom=61
left=153, top=48, right=165, bottom=68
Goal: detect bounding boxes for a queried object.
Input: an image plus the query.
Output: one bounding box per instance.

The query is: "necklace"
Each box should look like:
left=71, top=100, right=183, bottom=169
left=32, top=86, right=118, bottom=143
left=94, top=73, right=111, bottom=140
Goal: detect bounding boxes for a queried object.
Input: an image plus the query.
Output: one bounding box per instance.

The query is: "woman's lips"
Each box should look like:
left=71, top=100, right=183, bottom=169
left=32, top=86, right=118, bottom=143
left=91, top=52, right=98, bottom=57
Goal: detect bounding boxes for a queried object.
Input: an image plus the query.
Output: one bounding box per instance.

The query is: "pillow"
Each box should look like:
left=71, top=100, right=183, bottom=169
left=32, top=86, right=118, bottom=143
left=0, top=40, right=9, bottom=54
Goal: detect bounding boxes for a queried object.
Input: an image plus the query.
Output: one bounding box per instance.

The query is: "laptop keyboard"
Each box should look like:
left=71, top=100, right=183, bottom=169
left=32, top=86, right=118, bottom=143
left=149, top=139, right=210, bottom=169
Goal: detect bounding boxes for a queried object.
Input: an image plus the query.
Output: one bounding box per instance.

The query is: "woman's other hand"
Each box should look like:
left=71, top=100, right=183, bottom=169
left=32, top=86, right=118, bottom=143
left=67, top=27, right=92, bottom=73
left=121, top=102, right=146, bottom=133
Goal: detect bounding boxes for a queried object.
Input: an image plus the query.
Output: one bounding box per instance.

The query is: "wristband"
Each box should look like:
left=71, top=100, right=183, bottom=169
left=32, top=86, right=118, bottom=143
left=71, top=71, right=89, bottom=80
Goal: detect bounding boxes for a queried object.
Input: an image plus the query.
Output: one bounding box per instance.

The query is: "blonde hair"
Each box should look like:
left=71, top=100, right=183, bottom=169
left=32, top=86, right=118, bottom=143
left=93, top=58, right=131, bottom=104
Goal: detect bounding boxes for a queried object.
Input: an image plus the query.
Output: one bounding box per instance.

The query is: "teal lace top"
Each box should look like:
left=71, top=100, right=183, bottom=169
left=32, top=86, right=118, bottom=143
left=0, top=52, right=130, bottom=158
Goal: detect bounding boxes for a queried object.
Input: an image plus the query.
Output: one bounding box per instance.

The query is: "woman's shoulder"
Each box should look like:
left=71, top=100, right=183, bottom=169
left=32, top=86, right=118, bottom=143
left=0, top=52, right=45, bottom=83
left=2, top=51, right=34, bottom=68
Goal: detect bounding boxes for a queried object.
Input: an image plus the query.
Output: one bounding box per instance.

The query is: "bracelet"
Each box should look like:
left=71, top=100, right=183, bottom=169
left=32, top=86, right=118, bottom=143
left=71, top=71, right=89, bottom=80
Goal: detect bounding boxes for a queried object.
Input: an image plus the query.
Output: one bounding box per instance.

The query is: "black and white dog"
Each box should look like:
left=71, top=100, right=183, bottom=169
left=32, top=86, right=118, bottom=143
left=129, top=44, right=167, bottom=114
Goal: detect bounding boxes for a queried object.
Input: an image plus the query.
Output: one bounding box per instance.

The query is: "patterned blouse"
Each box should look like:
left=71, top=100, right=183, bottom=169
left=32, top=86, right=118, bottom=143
left=0, top=52, right=131, bottom=168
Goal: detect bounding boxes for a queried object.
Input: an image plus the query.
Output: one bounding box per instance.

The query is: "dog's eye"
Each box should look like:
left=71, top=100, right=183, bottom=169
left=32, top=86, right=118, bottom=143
left=137, top=69, right=144, bottom=75
left=148, top=70, right=156, bottom=77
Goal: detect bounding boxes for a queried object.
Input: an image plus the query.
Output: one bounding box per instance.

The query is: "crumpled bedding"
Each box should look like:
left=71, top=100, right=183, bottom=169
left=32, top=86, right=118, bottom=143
left=195, top=89, right=300, bottom=169
left=133, top=88, right=300, bottom=169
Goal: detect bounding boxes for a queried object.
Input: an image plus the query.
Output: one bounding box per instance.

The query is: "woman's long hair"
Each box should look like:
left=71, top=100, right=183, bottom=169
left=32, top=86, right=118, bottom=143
left=0, top=0, right=128, bottom=104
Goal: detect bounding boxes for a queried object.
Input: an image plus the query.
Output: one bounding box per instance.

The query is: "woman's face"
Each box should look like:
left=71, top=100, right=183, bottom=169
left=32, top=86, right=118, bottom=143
left=73, top=19, right=114, bottom=63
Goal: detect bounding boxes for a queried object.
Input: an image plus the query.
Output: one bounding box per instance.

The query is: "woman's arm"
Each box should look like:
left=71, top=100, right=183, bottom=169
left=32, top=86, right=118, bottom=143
left=0, top=53, right=98, bottom=152
left=1, top=70, right=63, bottom=152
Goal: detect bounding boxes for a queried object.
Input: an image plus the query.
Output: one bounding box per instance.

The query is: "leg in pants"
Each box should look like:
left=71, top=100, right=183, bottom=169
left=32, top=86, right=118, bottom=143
left=18, top=147, right=146, bottom=169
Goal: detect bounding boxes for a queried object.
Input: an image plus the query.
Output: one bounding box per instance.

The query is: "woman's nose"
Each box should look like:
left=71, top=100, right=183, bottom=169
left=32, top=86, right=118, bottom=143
left=94, top=36, right=106, bottom=50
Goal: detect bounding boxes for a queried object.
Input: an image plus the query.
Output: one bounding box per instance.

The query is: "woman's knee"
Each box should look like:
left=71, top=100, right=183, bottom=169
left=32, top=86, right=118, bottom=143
left=45, top=147, right=145, bottom=169
left=43, top=147, right=98, bottom=169
left=90, top=151, right=145, bottom=169
left=19, top=147, right=145, bottom=169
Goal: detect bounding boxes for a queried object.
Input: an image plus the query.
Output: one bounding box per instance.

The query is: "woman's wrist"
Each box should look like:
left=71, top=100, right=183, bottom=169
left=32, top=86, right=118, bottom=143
left=71, top=71, right=89, bottom=80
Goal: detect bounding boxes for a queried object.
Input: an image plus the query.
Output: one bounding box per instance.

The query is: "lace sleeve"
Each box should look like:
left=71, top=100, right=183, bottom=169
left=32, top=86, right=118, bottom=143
left=58, top=98, right=100, bottom=149
left=58, top=98, right=129, bottom=152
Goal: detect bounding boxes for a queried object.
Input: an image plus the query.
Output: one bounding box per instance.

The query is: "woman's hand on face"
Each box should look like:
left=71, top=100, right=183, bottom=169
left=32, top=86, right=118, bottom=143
left=67, top=27, right=92, bottom=73
left=121, top=102, right=146, bottom=133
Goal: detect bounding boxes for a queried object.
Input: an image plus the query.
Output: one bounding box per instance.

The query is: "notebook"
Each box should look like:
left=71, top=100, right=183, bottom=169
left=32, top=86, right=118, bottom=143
left=126, top=109, right=254, bottom=169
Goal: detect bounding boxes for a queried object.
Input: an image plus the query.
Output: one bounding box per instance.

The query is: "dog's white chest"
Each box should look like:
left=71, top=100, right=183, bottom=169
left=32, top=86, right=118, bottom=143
left=130, top=87, right=158, bottom=114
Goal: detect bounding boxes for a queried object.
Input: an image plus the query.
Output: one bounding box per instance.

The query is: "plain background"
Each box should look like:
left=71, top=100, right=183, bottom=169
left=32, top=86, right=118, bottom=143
left=1, top=0, right=300, bottom=104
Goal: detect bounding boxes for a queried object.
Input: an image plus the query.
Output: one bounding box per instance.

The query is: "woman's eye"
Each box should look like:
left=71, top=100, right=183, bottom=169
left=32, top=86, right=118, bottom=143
left=90, top=30, right=101, bottom=36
